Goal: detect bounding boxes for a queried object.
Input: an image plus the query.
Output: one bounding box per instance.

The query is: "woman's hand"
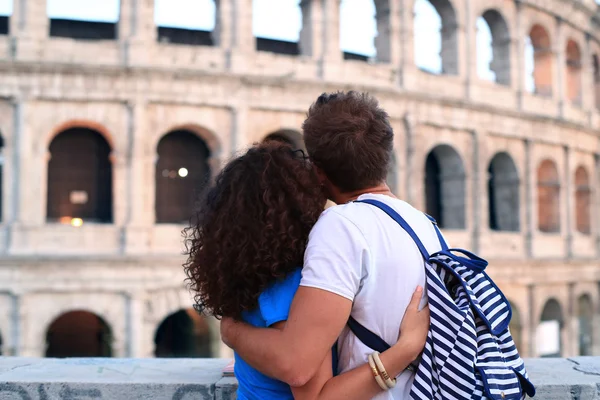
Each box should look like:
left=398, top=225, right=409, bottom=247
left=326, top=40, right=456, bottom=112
left=396, top=286, right=430, bottom=361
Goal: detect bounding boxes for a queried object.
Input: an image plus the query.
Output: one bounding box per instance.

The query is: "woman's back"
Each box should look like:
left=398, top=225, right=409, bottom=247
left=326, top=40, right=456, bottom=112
left=234, top=268, right=302, bottom=400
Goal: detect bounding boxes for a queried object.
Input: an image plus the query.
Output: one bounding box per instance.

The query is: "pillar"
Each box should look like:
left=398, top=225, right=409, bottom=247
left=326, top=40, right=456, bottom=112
left=471, top=130, right=481, bottom=253
left=564, top=146, right=573, bottom=259
left=125, top=291, right=144, bottom=357
left=524, top=139, right=533, bottom=258
left=514, top=0, right=524, bottom=109
left=555, top=16, right=565, bottom=116
left=403, top=113, right=415, bottom=204
left=374, top=0, right=401, bottom=65
left=119, top=0, right=156, bottom=65
left=299, top=0, right=321, bottom=58
left=319, top=0, right=342, bottom=79
left=219, top=0, right=254, bottom=72
left=10, top=0, right=48, bottom=61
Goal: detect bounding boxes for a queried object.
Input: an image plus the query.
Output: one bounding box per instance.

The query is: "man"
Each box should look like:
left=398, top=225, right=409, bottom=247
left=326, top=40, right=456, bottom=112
left=221, top=92, right=441, bottom=398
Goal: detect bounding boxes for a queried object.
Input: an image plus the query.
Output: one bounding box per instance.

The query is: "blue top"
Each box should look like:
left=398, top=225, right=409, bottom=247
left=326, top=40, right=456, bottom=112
left=234, top=268, right=302, bottom=400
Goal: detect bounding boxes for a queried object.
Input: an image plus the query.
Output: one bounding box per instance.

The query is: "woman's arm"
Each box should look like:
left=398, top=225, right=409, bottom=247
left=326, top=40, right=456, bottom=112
left=290, top=286, right=430, bottom=400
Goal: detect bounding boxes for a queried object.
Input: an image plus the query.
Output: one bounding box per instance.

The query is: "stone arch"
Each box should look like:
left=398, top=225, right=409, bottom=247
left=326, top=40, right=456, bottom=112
left=476, top=9, right=510, bottom=85
left=340, top=0, right=377, bottom=61
left=152, top=123, right=222, bottom=161
left=47, top=127, right=113, bottom=224
left=155, top=130, right=211, bottom=224
left=154, top=309, right=213, bottom=358
left=566, top=39, right=582, bottom=105
left=254, top=0, right=302, bottom=55
left=488, top=152, right=520, bottom=232
left=45, top=310, right=113, bottom=357
left=575, top=166, right=591, bottom=235
left=537, top=159, right=560, bottom=233
left=577, top=294, right=594, bottom=356
left=508, top=300, right=522, bottom=351
left=47, top=120, right=115, bottom=150
left=414, top=0, right=459, bottom=75
left=526, top=24, right=553, bottom=96
left=538, top=298, right=563, bottom=357
left=263, top=129, right=305, bottom=151
left=155, top=0, right=217, bottom=46
left=424, top=144, right=466, bottom=229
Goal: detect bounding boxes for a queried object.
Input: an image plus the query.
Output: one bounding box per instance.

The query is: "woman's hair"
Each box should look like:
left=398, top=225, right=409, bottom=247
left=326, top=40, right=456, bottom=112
left=183, top=141, right=326, bottom=319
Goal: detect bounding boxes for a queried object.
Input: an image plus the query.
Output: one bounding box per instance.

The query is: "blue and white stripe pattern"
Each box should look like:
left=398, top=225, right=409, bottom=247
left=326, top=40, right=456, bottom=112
left=356, top=200, right=536, bottom=400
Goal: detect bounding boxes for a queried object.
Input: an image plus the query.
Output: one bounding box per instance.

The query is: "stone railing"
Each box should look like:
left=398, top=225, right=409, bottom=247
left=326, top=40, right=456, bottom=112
left=1, top=357, right=600, bottom=399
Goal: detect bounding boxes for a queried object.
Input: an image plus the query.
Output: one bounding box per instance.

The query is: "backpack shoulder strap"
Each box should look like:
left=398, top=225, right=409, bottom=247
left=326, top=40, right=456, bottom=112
left=356, top=199, right=434, bottom=259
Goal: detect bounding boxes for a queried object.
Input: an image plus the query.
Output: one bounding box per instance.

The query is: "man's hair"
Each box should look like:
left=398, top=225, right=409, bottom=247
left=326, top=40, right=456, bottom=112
left=302, top=91, right=394, bottom=193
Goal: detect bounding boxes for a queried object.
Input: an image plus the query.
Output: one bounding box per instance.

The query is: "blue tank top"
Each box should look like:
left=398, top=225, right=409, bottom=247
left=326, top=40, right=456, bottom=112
left=234, top=268, right=302, bottom=400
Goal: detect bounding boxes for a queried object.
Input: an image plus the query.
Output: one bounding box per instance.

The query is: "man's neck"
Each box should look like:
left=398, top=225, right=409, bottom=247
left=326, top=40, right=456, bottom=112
left=333, top=184, right=395, bottom=205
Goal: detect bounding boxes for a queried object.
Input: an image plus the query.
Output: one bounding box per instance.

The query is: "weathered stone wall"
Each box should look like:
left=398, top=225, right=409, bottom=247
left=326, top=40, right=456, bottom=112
left=1, top=357, right=600, bottom=400
left=0, top=0, right=599, bottom=360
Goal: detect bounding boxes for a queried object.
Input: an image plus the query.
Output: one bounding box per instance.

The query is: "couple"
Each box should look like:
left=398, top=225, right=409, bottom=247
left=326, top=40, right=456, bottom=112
left=184, top=92, right=441, bottom=399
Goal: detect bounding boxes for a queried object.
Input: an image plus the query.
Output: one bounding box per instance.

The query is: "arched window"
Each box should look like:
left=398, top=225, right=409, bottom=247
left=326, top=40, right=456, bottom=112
left=47, top=128, right=113, bottom=224
left=46, top=311, right=112, bottom=357
left=263, top=129, right=305, bottom=151
left=253, top=0, right=302, bottom=55
left=566, top=39, right=582, bottom=105
left=488, top=152, right=520, bottom=232
left=425, top=145, right=466, bottom=229
left=155, top=0, right=216, bottom=46
left=537, top=159, right=560, bottom=233
left=538, top=299, right=563, bottom=357
left=48, top=0, right=119, bottom=40
left=476, top=10, right=510, bottom=85
left=414, top=0, right=458, bottom=75
left=155, top=130, right=211, bottom=224
left=526, top=24, right=553, bottom=96
left=154, top=309, right=212, bottom=358
left=340, top=0, right=377, bottom=61
left=508, top=301, right=522, bottom=352
left=577, top=294, right=594, bottom=356
left=575, top=166, right=591, bottom=235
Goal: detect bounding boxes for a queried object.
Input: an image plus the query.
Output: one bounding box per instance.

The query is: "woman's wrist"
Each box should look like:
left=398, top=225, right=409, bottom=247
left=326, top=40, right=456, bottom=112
left=379, top=339, right=416, bottom=378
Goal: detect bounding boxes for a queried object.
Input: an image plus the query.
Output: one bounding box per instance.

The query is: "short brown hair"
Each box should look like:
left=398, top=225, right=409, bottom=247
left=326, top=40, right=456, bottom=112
left=302, top=91, right=393, bottom=192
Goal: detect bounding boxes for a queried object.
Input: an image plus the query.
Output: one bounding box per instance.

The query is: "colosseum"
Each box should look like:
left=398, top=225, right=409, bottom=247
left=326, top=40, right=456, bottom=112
left=0, top=0, right=598, bottom=361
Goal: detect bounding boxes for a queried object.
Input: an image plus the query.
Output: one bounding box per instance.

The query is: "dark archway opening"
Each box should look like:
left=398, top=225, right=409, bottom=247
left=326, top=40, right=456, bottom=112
left=156, top=0, right=216, bottom=46
left=424, top=145, right=466, bottom=229
left=508, top=301, right=522, bottom=352
left=48, top=0, right=119, bottom=40
left=155, top=130, right=211, bottom=224
left=488, top=152, right=520, bottom=232
left=47, top=128, right=113, bottom=224
left=46, top=311, right=113, bottom=358
left=538, top=299, right=563, bottom=358
left=537, top=159, right=560, bottom=233
left=154, top=309, right=212, bottom=358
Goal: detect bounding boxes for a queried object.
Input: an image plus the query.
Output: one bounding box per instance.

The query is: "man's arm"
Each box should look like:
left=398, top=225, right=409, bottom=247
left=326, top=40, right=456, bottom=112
left=221, top=286, right=352, bottom=387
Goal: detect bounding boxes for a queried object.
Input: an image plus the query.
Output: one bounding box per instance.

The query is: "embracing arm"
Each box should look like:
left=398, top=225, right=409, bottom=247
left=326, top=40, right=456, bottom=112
left=290, top=287, right=429, bottom=400
left=221, top=286, right=352, bottom=386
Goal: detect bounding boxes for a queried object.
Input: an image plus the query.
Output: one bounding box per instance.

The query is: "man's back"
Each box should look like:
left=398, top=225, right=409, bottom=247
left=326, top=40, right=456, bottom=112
left=301, top=193, right=442, bottom=399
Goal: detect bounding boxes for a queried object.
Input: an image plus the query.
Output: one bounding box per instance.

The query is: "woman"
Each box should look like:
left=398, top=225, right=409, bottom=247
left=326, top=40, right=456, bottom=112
left=184, top=142, right=428, bottom=399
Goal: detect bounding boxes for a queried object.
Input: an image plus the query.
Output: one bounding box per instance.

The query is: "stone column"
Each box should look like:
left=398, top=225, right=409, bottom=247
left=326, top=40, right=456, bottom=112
left=220, top=0, right=254, bottom=71
left=10, top=293, right=21, bottom=356
left=555, top=16, right=565, bottom=117
left=319, top=0, right=342, bottom=79
left=564, top=146, right=573, bottom=259
left=463, top=0, right=473, bottom=99
left=11, top=0, right=48, bottom=61
left=595, top=154, right=600, bottom=258
left=299, top=0, right=321, bottom=58
left=119, top=0, right=156, bottom=65
left=125, top=291, right=144, bottom=357
left=403, top=113, right=415, bottom=205
left=584, top=34, right=594, bottom=120
left=470, top=130, right=481, bottom=253
left=524, top=139, right=533, bottom=258
left=399, top=0, right=413, bottom=86
left=374, top=0, right=400, bottom=66
left=514, top=0, right=524, bottom=109
left=230, top=106, right=249, bottom=155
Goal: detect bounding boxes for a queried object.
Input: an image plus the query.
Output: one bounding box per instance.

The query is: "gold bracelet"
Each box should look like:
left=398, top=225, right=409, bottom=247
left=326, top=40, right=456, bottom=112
left=372, top=351, right=397, bottom=389
left=368, top=353, right=389, bottom=391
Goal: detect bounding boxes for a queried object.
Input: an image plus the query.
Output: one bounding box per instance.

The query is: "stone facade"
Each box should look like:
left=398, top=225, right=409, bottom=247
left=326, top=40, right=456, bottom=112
left=0, top=0, right=599, bottom=359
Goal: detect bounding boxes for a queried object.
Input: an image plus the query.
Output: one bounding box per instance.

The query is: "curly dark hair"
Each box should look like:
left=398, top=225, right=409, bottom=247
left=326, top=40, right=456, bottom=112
left=183, top=142, right=326, bottom=319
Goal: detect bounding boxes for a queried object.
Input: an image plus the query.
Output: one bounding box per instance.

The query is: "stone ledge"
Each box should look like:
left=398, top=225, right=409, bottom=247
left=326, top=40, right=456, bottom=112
left=1, top=357, right=600, bottom=399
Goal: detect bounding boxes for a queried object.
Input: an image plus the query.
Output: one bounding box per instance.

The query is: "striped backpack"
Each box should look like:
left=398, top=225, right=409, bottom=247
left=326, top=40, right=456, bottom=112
left=350, top=199, right=536, bottom=400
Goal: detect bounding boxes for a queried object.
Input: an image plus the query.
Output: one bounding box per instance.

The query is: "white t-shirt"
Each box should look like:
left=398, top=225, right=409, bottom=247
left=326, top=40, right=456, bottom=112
left=300, top=193, right=443, bottom=400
